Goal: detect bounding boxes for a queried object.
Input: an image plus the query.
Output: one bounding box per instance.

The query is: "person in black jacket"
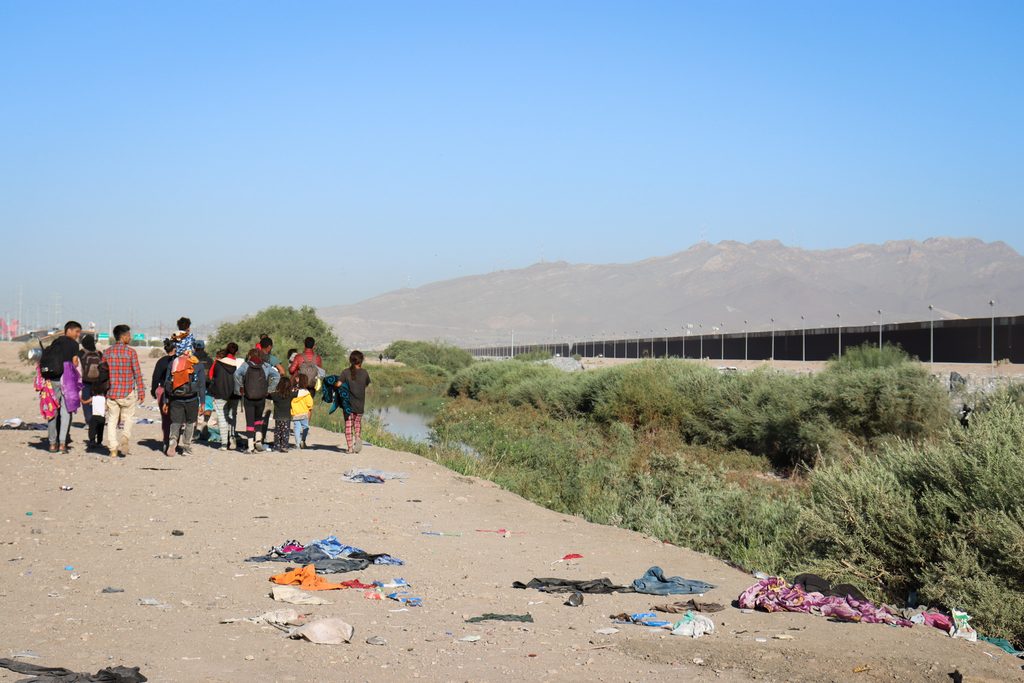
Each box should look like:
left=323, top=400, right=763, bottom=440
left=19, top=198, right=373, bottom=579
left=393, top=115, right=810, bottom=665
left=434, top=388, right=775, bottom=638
left=209, top=342, right=242, bottom=451
left=152, top=339, right=175, bottom=452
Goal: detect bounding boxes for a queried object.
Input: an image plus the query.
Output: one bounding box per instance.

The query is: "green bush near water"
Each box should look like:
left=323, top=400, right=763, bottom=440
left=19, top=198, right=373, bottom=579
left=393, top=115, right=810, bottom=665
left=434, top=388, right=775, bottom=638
left=210, top=306, right=346, bottom=366
left=448, top=345, right=948, bottom=469
left=384, top=340, right=473, bottom=375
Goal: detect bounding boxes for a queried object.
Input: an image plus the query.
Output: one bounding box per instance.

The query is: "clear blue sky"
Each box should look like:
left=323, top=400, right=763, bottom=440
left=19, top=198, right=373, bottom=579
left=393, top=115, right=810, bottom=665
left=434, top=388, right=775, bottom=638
left=2, top=1, right=1021, bottom=331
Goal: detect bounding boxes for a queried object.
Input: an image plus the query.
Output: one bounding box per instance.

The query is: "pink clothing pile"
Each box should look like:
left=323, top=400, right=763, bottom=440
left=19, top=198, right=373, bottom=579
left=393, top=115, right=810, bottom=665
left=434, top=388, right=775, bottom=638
left=738, top=576, right=912, bottom=627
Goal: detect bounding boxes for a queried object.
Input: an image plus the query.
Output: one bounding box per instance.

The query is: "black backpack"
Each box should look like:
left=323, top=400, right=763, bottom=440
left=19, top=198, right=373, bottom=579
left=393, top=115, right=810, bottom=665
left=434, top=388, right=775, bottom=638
left=81, top=351, right=103, bottom=384
left=242, top=362, right=269, bottom=400
left=38, top=340, right=64, bottom=380
left=164, top=362, right=200, bottom=399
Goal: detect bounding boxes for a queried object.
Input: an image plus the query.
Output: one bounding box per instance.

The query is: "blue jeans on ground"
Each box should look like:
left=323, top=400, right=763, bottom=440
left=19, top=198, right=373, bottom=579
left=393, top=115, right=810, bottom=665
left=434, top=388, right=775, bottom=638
left=292, top=417, right=309, bottom=447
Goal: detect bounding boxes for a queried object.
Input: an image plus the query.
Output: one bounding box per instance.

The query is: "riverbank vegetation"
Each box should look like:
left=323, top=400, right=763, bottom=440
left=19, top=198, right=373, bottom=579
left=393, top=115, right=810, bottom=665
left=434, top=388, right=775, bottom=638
left=311, top=339, right=1024, bottom=644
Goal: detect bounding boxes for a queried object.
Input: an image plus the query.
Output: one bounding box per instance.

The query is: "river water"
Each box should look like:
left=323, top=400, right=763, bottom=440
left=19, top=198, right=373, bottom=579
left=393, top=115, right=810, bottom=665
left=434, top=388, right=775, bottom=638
left=368, top=404, right=434, bottom=443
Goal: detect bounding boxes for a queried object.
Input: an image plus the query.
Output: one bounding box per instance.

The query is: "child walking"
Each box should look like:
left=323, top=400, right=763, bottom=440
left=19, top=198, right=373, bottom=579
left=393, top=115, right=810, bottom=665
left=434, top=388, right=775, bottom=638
left=271, top=375, right=294, bottom=452
left=290, top=374, right=314, bottom=450
left=336, top=350, right=371, bottom=453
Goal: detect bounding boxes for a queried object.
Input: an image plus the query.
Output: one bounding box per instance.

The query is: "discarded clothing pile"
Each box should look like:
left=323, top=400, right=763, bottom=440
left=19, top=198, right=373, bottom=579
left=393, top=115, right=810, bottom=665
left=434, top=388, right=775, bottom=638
left=611, top=611, right=673, bottom=628
left=513, top=567, right=715, bottom=596
left=246, top=535, right=404, bottom=571
left=792, top=572, right=867, bottom=602
left=513, top=577, right=635, bottom=594
left=738, top=576, right=912, bottom=627
left=653, top=599, right=725, bottom=614
left=0, top=658, right=147, bottom=682
left=632, top=566, right=716, bottom=595
left=270, top=565, right=375, bottom=591
left=610, top=611, right=716, bottom=638
left=364, top=579, right=423, bottom=607
left=342, top=468, right=407, bottom=484
left=1, top=418, right=46, bottom=430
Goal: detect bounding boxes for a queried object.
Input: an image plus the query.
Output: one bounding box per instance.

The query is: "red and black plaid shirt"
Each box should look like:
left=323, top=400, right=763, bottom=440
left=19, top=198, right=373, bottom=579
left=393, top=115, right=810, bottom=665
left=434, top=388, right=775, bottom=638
left=104, top=342, right=145, bottom=401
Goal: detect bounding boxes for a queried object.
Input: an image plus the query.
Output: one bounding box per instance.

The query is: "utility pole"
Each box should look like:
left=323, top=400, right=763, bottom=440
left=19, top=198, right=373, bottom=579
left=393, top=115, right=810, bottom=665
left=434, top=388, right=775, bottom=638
left=877, top=309, right=883, bottom=349
left=837, top=313, right=842, bottom=358
left=720, top=323, right=725, bottom=360
left=770, top=318, right=775, bottom=361
left=744, top=320, right=748, bottom=361
left=990, top=299, right=996, bottom=365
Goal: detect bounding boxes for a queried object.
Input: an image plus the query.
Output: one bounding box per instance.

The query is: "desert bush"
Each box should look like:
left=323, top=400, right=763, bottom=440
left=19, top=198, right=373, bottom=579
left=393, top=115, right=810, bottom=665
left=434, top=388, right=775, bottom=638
left=385, top=340, right=473, bottom=375
left=800, top=396, right=1024, bottom=645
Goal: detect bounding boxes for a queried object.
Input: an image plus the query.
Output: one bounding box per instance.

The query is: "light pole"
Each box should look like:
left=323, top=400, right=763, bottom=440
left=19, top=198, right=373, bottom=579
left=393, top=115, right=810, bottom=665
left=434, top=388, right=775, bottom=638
left=836, top=313, right=842, bottom=358
left=990, top=299, right=996, bottom=365
left=720, top=322, right=725, bottom=360
left=744, top=320, right=748, bottom=361
left=770, top=317, right=775, bottom=361
left=698, top=324, right=703, bottom=360
left=877, top=309, right=883, bottom=349
left=929, top=304, right=934, bottom=364
left=664, top=328, right=669, bottom=359
left=800, top=315, right=806, bottom=362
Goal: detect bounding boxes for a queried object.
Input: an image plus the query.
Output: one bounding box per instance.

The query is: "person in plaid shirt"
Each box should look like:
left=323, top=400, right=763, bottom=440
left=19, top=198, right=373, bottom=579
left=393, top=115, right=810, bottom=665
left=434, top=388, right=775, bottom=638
left=104, top=324, right=145, bottom=458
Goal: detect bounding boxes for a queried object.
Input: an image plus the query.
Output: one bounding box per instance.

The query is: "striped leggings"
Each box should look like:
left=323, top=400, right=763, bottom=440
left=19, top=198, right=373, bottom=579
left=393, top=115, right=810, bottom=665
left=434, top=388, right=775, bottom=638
left=345, top=413, right=362, bottom=449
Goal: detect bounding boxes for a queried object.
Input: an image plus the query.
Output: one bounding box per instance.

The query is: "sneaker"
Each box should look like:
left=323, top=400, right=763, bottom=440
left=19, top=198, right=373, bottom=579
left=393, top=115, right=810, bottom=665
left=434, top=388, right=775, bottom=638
left=246, top=440, right=255, bottom=454
left=228, top=438, right=236, bottom=451
left=182, top=446, right=192, bottom=456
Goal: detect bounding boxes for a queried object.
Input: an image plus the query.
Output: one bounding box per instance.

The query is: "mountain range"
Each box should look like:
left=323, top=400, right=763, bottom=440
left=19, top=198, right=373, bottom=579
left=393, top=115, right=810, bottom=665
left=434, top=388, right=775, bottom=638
left=318, top=238, right=1024, bottom=349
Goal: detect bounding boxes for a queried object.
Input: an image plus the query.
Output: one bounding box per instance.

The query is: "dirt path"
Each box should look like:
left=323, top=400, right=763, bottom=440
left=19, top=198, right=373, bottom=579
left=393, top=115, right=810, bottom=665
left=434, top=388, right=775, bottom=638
left=0, top=380, right=1021, bottom=682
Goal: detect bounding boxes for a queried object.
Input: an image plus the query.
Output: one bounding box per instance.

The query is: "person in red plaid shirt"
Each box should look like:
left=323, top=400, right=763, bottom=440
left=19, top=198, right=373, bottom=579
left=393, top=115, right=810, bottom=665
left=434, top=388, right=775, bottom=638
left=104, top=324, right=145, bottom=458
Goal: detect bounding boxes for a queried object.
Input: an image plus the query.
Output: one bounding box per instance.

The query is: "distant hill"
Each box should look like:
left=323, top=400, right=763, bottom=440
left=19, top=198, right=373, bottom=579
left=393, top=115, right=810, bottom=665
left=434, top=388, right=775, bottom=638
left=318, top=238, right=1024, bottom=349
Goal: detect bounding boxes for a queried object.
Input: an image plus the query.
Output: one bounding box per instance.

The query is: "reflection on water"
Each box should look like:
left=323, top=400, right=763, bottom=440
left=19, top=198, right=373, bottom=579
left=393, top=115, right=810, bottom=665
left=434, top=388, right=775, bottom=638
left=369, top=402, right=479, bottom=458
left=369, top=404, right=434, bottom=443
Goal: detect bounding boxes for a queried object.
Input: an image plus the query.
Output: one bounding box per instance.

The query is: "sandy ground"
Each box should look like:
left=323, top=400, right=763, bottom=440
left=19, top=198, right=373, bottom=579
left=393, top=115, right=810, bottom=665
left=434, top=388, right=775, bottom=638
left=1, top=348, right=1023, bottom=681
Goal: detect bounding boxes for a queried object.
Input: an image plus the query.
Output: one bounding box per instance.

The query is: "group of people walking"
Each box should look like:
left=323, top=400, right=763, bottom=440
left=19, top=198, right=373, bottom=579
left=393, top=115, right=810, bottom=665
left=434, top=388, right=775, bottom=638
left=34, top=319, right=372, bottom=458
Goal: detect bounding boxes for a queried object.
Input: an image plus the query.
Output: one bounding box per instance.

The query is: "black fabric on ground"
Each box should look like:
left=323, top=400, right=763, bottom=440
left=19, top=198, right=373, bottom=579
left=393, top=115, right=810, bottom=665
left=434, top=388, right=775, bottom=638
left=792, top=573, right=868, bottom=602
left=246, top=547, right=388, bottom=574
left=0, top=659, right=147, bottom=683
left=512, top=577, right=635, bottom=594
left=300, top=558, right=371, bottom=574
left=465, top=613, right=534, bottom=623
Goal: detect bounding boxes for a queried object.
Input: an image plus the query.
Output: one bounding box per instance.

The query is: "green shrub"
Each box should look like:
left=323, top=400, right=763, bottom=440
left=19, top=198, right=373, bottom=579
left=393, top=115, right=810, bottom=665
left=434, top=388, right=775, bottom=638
left=801, top=396, right=1024, bottom=644
left=210, top=306, right=346, bottom=366
left=448, top=354, right=951, bottom=469
left=385, top=340, right=473, bottom=374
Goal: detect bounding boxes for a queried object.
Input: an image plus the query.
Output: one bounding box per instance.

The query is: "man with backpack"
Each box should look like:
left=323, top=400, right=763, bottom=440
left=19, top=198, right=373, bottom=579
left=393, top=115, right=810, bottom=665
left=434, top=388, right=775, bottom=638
left=103, top=324, right=145, bottom=458
left=289, top=337, right=323, bottom=388
left=234, top=348, right=280, bottom=453
left=163, top=347, right=204, bottom=457
left=38, top=321, right=82, bottom=453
